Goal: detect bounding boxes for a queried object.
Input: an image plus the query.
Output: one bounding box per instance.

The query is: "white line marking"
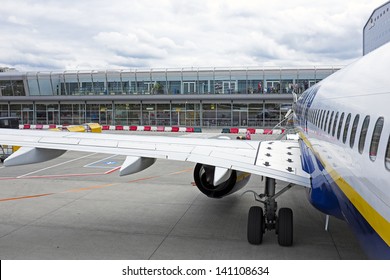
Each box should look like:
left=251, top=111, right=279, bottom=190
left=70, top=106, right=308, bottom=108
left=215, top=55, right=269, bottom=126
left=83, top=154, right=119, bottom=168
left=17, top=153, right=97, bottom=178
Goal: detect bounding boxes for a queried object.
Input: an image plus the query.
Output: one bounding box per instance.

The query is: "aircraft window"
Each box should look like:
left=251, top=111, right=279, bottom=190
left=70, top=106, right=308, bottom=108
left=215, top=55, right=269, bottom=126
left=358, top=116, right=370, bottom=154
left=369, top=117, right=384, bottom=161
left=343, top=113, right=351, bottom=144
left=328, top=111, right=334, bottom=134
left=337, top=113, right=344, bottom=140
left=322, top=111, right=329, bottom=130
left=332, top=112, right=339, bottom=137
left=350, top=114, right=360, bottom=149
left=324, top=111, right=329, bottom=131
left=386, top=136, right=390, bottom=170
left=317, top=110, right=321, bottom=126
left=320, top=110, right=325, bottom=128
left=318, top=110, right=321, bottom=126
left=318, top=110, right=322, bottom=128
left=317, top=110, right=320, bottom=126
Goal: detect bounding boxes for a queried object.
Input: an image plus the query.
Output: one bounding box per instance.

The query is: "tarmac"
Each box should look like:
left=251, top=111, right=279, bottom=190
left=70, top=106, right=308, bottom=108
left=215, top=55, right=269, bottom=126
left=0, top=130, right=367, bottom=260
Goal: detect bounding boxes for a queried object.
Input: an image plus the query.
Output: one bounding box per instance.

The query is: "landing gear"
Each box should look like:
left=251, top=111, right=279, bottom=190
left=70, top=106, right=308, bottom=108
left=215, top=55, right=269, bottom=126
left=247, top=206, right=264, bottom=244
left=244, top=177, right=294, bottom=246
left=277, top=208, right=293, bottom=246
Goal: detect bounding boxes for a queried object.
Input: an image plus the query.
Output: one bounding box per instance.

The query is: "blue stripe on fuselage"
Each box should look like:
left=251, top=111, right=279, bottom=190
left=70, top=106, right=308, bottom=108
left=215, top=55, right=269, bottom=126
left=300, top=139, right=390, bottom=259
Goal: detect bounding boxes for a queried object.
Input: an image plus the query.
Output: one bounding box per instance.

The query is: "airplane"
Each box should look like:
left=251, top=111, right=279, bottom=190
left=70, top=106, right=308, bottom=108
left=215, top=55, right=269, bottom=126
left=1, top=40, right=390, bottom=262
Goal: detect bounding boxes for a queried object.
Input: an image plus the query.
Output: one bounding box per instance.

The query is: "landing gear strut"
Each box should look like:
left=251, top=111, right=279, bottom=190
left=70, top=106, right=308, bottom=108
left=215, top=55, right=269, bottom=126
left=245, top=177, right=294, bottom=246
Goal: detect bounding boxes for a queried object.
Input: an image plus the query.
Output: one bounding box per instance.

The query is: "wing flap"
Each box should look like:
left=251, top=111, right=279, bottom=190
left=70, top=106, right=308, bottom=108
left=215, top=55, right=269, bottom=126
left=209, top=150, right=254, bottom=165
left=118, top=141, right=156, bottom=150
left=255, top=140, right=309, bottom=179
left=39, top=137, right=81, bottom=145
left=79, top=139, right=118, bottom=148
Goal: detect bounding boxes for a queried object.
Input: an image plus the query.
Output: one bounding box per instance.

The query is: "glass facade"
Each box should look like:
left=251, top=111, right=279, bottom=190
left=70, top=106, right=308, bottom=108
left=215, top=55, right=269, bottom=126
left=11, top=67, right=339, bottom=96
left=0, top=67, right=339, bottom=127
left=0, top=80, right=25, bottom=96
left=0, top=102, right=291, bottom=127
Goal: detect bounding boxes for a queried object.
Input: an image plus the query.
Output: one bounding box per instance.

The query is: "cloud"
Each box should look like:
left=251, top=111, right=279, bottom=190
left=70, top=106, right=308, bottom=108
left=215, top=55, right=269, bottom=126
left=93, top=31, right=172, bottom=60
left=0, top=0, right=386, bottom=71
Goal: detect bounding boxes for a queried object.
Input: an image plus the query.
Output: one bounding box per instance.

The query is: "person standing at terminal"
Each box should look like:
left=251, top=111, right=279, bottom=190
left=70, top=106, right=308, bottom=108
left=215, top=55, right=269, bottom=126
left=246, top=130, right=251, bottom=140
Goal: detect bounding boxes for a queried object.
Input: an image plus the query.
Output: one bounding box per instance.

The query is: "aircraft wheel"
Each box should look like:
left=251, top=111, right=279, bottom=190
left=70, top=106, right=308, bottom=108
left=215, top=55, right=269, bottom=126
left=277, top=208, right=293, bottom=246
left=247, top=206, right=264, bottom=245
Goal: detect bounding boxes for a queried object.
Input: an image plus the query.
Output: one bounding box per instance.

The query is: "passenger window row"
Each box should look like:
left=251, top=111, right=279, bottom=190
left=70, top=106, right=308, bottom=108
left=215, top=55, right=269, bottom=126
left=307, top=108, right=389, bottom=170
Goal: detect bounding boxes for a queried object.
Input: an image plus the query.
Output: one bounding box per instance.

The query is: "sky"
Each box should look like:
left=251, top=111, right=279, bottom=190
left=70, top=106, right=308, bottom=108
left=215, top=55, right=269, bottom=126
left=0, top=0, right=386, bottom=71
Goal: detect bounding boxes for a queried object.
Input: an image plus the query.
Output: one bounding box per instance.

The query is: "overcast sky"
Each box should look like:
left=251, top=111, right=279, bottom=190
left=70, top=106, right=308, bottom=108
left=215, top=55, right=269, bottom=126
left=0, top=0, right=386, bottom=71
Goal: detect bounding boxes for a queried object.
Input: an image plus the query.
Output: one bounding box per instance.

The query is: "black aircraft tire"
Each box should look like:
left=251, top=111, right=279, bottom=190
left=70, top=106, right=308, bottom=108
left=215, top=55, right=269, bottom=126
left=247, top=206, right=264, bottom=245
left=277, top=208, right=293, bottom=246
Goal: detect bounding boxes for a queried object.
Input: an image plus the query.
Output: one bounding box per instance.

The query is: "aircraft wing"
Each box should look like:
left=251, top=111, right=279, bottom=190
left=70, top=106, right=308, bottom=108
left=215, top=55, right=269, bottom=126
left=0, top=129, right=311, bottom=187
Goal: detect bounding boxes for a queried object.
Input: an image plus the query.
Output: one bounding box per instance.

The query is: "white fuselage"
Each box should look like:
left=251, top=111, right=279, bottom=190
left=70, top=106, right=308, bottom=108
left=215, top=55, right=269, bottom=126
left=295, top=42, right=390, bottom=257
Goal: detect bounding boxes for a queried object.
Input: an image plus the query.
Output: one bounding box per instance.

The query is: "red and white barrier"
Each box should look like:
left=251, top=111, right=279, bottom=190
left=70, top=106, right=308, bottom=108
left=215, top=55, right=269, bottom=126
left=20, top=124, right=59, bottom=130
left=18, top=124, right=282, bottom=134
left=225, top=128, right=285, bottom=135
left=19, top=124, right=202, bottom=133
left=101, top=125, right=200, bottom=132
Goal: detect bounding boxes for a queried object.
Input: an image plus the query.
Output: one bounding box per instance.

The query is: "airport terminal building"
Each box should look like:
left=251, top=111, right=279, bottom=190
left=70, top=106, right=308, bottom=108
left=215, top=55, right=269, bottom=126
left=0, top=67, right=339, bottom=128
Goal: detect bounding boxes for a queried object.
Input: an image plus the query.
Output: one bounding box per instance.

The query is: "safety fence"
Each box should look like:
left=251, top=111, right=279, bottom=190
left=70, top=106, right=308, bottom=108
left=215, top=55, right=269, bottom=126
left=18, top=124, right=284, bottom=134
